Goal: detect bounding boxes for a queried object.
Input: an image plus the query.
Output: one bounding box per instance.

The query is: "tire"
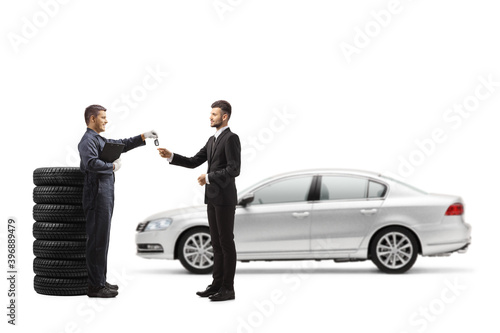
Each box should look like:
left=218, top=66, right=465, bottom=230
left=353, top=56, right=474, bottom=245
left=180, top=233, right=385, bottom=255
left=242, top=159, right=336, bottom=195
left=370, top=226, right=419, bottom=274
left=33, top=258, right=87, bottom=278
left=177, top=227, right=214, bottom=274
left=33, top=222, right=86, bottom=240
left=33, top=186, right=83, bottom=205
left=33, top=204, right=85, bottom=223
left=33, top=167, right=84, bottom=187
left=33, top=240, right=86, bottom=260
left=34, top=276, right=87, bottom=296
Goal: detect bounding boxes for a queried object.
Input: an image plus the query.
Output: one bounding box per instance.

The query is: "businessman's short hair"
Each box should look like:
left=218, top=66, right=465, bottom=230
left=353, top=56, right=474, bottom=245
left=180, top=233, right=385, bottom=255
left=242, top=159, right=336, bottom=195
left=211, top=100, right=231, bottom=119
left=85, top=104, right=106, bottom=125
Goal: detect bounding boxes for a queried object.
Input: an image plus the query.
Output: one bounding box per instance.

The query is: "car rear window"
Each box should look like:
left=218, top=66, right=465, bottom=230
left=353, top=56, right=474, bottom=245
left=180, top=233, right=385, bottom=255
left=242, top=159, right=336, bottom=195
left=380, top=175, right=427, bottom=194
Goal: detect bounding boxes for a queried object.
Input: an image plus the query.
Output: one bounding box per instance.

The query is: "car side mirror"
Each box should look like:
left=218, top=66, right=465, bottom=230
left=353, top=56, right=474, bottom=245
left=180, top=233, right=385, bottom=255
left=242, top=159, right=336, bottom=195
left=238, top=193, right=254, bottom=207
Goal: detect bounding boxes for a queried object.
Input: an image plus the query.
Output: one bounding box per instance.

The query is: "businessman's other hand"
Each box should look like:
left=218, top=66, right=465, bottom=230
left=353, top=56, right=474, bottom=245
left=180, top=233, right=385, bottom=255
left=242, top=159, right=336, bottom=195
left=198, top=174, right=207, bottom=186
left=113, top=158, right=122, bottom=172
left=157, top=148, right=172, bottom=159
left=143, top=130, right=158, bottom=139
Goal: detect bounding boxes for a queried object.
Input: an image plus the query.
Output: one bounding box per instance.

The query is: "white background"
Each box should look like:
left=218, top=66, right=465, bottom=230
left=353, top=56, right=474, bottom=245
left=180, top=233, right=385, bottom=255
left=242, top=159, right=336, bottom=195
left=1, top=0, right=499, bottom=332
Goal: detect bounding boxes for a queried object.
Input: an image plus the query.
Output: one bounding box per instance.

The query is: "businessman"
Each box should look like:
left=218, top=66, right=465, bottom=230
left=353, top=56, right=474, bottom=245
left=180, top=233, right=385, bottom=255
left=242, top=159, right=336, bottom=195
left=158, top=100, right=241, bottom=301
left=78, top=104, right=157, bottom=298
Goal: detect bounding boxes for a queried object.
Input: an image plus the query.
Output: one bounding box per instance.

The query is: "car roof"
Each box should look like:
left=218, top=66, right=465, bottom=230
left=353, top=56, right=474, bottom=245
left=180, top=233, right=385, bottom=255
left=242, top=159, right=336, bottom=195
left=242, top=169, right=385, bottom=193
left=265, top=168, right=383, bottom=179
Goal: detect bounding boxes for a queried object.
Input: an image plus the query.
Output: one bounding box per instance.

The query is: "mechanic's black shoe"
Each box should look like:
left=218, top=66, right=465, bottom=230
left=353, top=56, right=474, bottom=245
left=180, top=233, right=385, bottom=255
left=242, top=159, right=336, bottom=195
left=106, top=282, right=118, bottom=290
left=209, top=287, right=235, bottom=302
left=196, top=285, right=221, bottom=298
left=88, top=286, right=118, bottom=298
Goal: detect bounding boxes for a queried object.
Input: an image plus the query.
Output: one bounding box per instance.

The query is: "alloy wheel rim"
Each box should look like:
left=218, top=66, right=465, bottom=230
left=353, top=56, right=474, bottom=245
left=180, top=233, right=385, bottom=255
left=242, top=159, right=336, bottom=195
left=376, top=232, right=413, bottom=269
left=183, top=232, right=213, bottom=269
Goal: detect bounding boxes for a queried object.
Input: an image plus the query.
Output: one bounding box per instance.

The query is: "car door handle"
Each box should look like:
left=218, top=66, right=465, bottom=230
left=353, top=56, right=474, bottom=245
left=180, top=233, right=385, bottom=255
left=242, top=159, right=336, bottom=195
left=292, top=212, right=310, bottom=219
left=360, top=209, right=377, bottom=215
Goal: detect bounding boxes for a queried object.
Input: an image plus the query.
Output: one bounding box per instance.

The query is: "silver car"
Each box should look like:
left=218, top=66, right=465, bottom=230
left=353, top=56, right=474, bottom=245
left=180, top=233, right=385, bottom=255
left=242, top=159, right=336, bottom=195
left=135, top=169, right=471, bottom=274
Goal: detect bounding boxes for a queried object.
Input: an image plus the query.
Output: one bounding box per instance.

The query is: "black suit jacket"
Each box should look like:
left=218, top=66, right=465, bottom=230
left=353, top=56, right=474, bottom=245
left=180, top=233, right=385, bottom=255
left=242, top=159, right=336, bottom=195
left=170, top=128, right=241, bottom=206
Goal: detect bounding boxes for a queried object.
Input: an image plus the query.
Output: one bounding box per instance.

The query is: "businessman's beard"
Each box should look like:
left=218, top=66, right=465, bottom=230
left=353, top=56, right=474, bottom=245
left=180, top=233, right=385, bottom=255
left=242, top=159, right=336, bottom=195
left=211, top=120, right=223, bottom=129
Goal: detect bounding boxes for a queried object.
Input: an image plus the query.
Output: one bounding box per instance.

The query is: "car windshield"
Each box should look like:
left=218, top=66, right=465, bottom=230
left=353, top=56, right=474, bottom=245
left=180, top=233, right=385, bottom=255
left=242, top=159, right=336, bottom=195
left=237, top=173, right=307, bottom=200
left=237, top=180, right=268, bottom=199
left=380, top=175, right=427, bottom=194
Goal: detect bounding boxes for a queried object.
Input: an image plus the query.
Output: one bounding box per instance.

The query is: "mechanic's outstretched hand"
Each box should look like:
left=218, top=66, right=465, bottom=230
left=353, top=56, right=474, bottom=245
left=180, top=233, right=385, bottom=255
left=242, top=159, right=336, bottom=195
left=157, top=148, right=172, bottom=159
left=143, top=130, right=158, bottom=140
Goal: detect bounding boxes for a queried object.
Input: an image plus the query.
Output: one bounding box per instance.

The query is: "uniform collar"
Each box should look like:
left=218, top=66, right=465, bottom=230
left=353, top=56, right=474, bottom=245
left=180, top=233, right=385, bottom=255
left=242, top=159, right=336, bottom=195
left=86, top=127, right=100, bottom=136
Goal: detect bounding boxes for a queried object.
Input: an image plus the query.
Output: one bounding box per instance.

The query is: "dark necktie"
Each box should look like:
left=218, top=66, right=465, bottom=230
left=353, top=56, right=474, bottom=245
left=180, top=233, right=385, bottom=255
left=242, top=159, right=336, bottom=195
left=211, top=136, right=216, bottom=158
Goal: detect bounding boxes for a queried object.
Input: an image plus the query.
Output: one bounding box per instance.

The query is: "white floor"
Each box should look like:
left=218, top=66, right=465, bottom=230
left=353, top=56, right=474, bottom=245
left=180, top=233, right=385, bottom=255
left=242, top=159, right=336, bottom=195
left=14, top=247, right=490, bottom=333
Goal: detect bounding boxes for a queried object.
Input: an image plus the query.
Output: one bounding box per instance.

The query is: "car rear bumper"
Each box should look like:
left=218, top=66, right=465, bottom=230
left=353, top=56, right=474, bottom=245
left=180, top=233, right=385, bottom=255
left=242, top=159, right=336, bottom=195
left=419, top=221, right=471, bottom=256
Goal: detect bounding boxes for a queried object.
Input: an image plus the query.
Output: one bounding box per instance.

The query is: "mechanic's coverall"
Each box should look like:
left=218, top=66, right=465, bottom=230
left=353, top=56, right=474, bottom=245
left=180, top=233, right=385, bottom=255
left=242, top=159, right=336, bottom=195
left=78, top=128, right=145, bottom=288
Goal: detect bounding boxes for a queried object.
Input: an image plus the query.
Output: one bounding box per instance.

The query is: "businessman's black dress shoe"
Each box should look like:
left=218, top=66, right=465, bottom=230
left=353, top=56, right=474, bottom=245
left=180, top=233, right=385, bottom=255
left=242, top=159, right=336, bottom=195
left=106, top=282, right=118, bottom=290
left=209, top=287, right=235, bottom=301
left=196, top=285, right=221, bottom=298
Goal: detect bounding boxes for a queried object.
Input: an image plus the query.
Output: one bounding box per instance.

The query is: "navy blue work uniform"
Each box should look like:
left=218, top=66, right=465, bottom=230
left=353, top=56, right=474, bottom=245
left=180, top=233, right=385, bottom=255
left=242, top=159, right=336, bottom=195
left=78, top=128, right=145, bottom=288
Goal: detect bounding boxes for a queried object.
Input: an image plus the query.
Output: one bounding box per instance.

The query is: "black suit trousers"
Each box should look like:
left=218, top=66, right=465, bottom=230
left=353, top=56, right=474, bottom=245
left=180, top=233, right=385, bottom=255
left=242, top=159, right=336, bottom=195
left=207, top=203, right=236, bottom=290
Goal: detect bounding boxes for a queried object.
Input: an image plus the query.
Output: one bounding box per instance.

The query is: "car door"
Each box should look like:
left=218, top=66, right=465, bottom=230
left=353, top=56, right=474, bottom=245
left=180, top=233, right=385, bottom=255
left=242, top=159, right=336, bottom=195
left=235, top=175, right=315, bottom=259
left=310, top=175, right=387, bottom=254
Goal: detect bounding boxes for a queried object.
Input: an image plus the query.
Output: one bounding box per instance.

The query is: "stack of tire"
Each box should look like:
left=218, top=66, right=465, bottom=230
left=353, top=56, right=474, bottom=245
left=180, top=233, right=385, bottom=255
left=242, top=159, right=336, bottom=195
left=33, top=167, right=87, bottom=296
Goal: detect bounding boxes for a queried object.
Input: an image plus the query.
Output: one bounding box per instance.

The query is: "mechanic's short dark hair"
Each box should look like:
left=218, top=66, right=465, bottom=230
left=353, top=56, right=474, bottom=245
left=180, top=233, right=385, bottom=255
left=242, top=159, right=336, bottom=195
left=211, top=100, right=231, bottom=119
left=85, top=104, right=106, bottom=125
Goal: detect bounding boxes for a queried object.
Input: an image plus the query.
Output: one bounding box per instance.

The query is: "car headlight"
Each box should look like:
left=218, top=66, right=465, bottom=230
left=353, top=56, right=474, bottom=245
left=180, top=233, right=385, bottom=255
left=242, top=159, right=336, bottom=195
left=144, top=218, right=173, bottom=231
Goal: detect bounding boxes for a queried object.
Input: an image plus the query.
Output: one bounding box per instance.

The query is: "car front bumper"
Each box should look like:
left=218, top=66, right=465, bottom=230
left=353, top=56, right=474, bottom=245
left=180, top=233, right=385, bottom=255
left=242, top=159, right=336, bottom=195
left=136, top=230, right=175, bottom=260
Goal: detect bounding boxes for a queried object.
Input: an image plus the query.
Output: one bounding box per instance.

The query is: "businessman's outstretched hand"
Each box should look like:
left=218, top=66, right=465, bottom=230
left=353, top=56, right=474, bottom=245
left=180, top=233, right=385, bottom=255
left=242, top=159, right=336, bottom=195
left=143, top=130, right=158, bottom=139
left=113, top=158, right=122, bottom=172
left=157, top=148, right=172, bottom=159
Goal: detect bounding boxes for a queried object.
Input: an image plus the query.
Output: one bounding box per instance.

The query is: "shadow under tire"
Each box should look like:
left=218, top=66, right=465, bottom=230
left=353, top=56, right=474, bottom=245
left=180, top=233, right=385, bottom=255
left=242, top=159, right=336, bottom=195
left=177, top=227, right=214, bottom=274
left=370, top=226, right=419, bottom=274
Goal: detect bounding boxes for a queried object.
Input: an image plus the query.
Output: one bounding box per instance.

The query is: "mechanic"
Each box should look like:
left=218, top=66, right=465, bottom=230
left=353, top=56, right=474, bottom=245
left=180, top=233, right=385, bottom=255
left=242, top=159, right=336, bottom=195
left=78, top=104, right=157, bottom=298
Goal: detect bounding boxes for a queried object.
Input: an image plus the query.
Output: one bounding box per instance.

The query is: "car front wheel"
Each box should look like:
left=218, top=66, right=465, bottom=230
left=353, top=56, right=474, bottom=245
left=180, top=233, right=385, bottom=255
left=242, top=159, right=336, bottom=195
left=177, top=227, right=214, bottom=274
left=370, top=227, right=419, bottom=274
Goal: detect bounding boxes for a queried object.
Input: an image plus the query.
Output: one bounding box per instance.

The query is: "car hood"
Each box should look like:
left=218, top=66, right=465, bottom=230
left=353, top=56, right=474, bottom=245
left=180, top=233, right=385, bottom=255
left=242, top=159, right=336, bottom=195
left=141, top=205, right=207, bottom=222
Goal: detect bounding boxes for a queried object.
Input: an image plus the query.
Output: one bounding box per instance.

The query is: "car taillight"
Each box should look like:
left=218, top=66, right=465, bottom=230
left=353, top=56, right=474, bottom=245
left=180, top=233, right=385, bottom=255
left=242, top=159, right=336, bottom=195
left=445, top=203, right=464, bottom=216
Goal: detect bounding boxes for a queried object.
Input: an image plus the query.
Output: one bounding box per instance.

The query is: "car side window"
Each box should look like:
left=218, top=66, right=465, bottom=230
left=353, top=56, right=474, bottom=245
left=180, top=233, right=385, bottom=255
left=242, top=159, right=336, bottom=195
left=368, top=181, right=387, bottom=198
left=319, top=176, right=368, bottom=200
left=251, top=176, right=314, bottom=205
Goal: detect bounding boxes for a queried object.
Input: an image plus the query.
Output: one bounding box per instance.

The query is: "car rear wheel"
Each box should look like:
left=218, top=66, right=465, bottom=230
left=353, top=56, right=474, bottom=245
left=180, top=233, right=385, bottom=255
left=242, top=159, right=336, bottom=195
left=177, top=228, right=214, bottom=274
left=370, top=227, right=418, bottom=274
